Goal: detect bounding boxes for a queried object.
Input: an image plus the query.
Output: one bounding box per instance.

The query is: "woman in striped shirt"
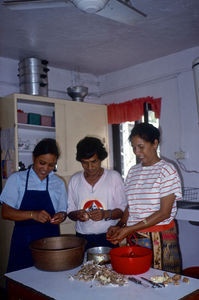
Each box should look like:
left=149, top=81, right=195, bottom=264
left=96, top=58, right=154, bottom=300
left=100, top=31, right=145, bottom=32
left=107, top=123, right=182, bottom=273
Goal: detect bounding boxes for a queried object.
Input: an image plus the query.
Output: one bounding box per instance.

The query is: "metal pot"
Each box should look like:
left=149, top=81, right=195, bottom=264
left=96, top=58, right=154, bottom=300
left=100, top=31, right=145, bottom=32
left=67, top=86, right=88, bottom=102
left=20, top=82, right=48, bottom=96
left=18, top=74, right=48, bottom=84
left=18, top=57, right=48, bottom=68
left=18, top=66, right=49, bottom=75
left=30, top=235, right=87, bottom=271
left=86, top=246, right=111, bottom=264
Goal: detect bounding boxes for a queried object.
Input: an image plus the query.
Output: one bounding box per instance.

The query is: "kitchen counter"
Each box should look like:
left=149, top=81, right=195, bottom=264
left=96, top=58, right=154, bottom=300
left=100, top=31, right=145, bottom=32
left=176, top=207, right=199, bottom=222
left=5, top=266, right=199, bottom=300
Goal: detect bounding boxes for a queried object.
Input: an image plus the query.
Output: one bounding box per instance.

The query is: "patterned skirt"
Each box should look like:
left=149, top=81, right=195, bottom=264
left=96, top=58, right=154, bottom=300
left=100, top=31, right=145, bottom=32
left=127, top=221, right=182, bottom=274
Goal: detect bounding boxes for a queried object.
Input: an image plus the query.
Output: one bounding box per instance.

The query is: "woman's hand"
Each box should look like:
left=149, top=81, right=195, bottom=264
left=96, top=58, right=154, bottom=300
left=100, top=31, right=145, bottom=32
left=107, top=226, right=130, bottom=245
left=32, top=210, right=52, bottom=223
left=88, top=209, right=104, bottom=221
left=106, top=225, right=120, bottom=240
left=51, top=212, right=67, bottom=224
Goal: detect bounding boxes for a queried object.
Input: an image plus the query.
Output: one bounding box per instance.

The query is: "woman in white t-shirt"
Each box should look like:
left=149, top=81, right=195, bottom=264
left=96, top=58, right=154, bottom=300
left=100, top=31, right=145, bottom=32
left=67, top=136, right=127, bottom=250
left=107, top=123, right=182, bottom=273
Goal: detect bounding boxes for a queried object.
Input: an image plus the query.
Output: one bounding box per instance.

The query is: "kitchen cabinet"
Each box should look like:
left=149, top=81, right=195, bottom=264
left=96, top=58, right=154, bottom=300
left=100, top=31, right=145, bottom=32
left=176, top=208, right=199, bottom=269
left=0, top=93, right=109, bottom=287
left=0, top=93, right=109, bottom=181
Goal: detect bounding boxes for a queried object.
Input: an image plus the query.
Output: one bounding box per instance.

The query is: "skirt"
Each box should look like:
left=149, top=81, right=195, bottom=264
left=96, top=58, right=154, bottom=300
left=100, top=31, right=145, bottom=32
left=127, top=221, right=182, bottom=274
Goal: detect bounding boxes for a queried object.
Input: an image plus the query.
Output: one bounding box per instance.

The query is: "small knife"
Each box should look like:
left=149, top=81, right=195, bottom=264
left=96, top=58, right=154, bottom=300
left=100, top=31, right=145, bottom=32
left=140, top=277, right=163, bottom=288
left=128, top=276, right=149, bottom=288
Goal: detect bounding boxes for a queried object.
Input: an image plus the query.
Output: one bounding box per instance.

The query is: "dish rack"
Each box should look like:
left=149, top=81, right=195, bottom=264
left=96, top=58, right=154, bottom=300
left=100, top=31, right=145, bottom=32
left=182, top=187, right=199, bottom=202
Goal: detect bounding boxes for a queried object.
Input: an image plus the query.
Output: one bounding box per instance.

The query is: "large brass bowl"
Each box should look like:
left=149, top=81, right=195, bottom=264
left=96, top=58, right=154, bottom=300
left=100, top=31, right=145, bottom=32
left=30, top=235, right=86, bottom=271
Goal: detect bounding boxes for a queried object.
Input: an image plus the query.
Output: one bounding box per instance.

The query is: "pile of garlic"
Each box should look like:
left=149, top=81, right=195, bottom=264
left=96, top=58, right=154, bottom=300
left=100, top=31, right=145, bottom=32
left=151, top=272, right=190, bottom=286
left=70, top=261, right=127, bottom=286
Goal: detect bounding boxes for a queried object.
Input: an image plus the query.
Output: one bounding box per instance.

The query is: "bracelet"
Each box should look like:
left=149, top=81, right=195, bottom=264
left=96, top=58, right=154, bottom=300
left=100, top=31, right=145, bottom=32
left=142, top=218, right=147, bottom=224
left=30, top=211, right=33, bottom=219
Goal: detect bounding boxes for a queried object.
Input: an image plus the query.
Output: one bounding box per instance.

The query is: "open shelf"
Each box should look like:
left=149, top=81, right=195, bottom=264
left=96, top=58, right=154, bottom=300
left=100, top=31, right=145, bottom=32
left=17, top=123, right=55, bottom=132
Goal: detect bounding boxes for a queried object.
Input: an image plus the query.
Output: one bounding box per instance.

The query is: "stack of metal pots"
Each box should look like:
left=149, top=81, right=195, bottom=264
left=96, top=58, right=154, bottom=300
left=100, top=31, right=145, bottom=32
left=18, top=58, right=49, bottom=96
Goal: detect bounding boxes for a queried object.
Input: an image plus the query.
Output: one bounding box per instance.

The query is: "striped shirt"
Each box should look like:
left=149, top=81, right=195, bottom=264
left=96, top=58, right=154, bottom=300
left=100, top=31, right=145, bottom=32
left=125, top=160, right=182, bottom=226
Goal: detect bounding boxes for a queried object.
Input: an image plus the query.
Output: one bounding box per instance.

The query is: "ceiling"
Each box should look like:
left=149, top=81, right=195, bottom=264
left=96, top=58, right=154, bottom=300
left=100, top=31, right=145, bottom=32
left=0, top=0, right=199, bottom=76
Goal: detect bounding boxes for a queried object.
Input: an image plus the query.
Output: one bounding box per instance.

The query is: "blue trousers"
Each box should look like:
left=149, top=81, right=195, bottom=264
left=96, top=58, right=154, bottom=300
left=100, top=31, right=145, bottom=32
left=76, top=232, right=118, bottom=251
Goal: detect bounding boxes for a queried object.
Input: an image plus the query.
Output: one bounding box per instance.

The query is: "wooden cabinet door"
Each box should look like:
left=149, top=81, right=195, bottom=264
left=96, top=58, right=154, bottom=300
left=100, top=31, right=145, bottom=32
left=55, top=100, right=109, bottom=178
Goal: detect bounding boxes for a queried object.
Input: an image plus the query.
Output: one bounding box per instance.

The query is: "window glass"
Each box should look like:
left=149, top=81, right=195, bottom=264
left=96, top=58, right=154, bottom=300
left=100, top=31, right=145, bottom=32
left=120, top=110, right=159, bottom=179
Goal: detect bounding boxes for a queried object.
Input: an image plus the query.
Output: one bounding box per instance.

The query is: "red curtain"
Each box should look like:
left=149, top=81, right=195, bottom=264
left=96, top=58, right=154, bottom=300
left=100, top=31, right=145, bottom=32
left=107, top=97, right=161, bottom=124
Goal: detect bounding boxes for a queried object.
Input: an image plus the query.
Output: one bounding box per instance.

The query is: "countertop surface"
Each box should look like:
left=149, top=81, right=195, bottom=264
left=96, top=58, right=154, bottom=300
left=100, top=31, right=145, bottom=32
left=5, top=266, right=199, bottom=300
left=176, top=207, right=199, bottom=222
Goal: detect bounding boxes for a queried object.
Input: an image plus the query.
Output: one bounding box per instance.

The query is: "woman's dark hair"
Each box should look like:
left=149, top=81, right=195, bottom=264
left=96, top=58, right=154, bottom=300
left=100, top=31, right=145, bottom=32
left=129, top=123, right=160, bottom=144
left=76, top=137, right=108, bottom=161
left=33, top=138, right=60, bottom=159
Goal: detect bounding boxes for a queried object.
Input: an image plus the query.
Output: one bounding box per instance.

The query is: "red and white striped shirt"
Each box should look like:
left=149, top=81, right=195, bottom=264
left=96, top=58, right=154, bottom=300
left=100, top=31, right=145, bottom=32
left=125, top=160, right=182, bottom=226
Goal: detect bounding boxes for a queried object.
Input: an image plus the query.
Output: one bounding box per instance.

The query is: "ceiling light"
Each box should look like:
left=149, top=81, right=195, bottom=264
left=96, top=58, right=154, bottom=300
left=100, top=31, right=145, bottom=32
left=71, top=0, right=109, bottom=13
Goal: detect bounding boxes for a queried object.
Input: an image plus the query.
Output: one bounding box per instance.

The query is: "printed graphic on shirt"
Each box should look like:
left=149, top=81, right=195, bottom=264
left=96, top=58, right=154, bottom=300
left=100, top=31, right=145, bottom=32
left=83, top=200, right=104, bottom=212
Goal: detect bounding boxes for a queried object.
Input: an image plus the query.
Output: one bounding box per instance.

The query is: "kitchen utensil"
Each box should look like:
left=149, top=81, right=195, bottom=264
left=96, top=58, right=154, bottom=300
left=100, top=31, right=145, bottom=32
left=110, top=246, right=152, bottom=275
left=140, top=276, right=163, bottom=288
left=30, top=234, right=86, bottom=271
left=86, top=246, right=111, bottom=264
left=67, top=86, right=88, bottom=102
left=18, top=57, right=49, bottom=96
left=128, top=276, right=149, bottom=288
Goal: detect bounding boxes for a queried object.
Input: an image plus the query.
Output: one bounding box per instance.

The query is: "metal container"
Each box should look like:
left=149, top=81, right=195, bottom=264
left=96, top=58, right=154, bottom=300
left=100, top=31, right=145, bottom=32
left=86, top=246, right=111, bottom=264
left=18, top=57, right=48, bottom=68
left=20, top=82, right=48, bottom=97
left=67, top=86, right=88, bottom=102
left=30, top=235, right=87, bottom=271
left=19, top=73, right=48, bottom=84
left=18, top=74, right=48, bottom=84
left=18, top=66, right=49, bottom=76
left=18, top=57, right=49, bottom=96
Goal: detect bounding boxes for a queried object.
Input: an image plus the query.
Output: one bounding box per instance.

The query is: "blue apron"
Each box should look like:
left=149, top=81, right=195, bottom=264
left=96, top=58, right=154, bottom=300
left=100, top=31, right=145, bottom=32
left=7, top=168, right=60, bottom=272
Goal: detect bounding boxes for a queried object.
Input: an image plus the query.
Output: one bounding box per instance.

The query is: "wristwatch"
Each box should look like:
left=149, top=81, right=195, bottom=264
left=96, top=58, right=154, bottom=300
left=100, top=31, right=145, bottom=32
left=105, top=209, right=112, bottom=221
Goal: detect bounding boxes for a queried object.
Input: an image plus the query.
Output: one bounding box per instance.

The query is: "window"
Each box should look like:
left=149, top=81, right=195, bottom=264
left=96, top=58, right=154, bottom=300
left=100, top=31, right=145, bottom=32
left=112, top=104, right=159, bottom=179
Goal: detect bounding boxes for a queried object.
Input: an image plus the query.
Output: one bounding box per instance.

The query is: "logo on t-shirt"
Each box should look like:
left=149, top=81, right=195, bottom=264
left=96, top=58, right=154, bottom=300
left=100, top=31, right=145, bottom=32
left=83, top=200, right=103, bottom=212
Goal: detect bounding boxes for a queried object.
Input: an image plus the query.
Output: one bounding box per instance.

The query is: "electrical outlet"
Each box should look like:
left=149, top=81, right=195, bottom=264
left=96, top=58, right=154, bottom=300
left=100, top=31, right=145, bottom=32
left=175, top=151, right=185, bottom=160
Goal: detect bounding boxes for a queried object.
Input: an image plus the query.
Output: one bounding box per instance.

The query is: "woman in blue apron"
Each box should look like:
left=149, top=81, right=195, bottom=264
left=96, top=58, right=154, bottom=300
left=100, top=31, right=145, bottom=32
left=0, top=138, right=68, bottom=272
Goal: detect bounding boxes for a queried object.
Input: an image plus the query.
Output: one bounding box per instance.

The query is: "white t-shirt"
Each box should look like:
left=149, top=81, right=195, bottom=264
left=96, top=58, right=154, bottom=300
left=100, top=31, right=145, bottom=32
left=125, top=160, right=182, bottom=226
left=67, top=169, right=127, bottom=234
